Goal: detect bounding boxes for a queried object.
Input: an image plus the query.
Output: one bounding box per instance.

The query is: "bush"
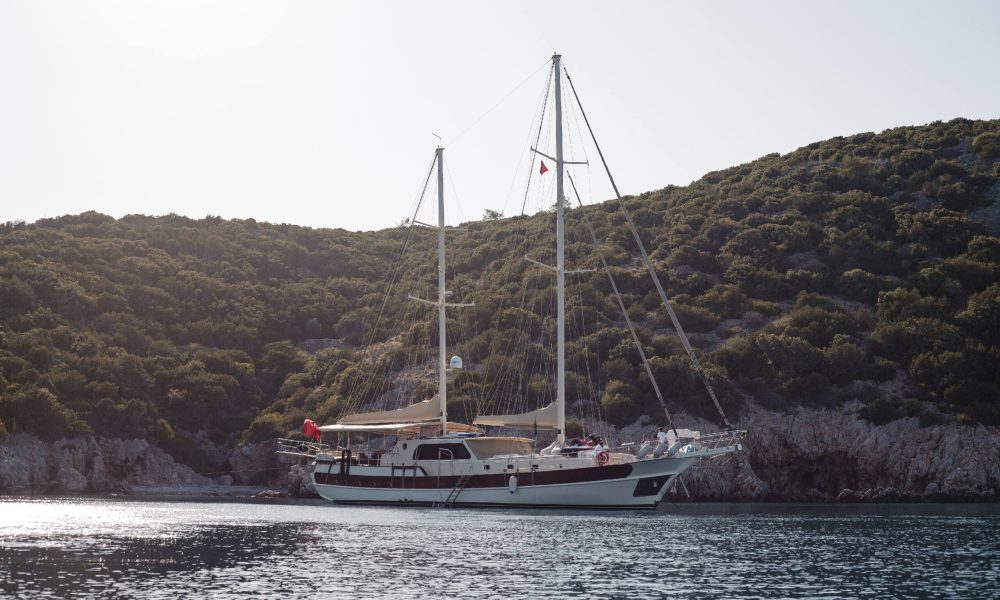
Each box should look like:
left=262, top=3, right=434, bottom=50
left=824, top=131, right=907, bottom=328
left=837, top=269, right=898, bottom=304
left=600, top=380, right=643, bottom=428
left=653, top=303, right=719, bottom=333
left=0, top=385, right=88, bottom=442
left=86, top=398, right=169, bottom=441
left=781, top=303, right=857, bottom=347
left=694, top=285, right=751, bottom=318
left=823, top=341, right=871, bottom=386
left=871, top=317, right=963, bottom=363
left=243, top=412, right=286, bottom=444
left=971, top=131, right=1000, bottom=159
left=959, top=284, right=1000, bottom=348
left=859, top=398, right=903, bottom=426
left=781, top=373, right=830, bottom=399
left=876, top=288, right=948, bottom=324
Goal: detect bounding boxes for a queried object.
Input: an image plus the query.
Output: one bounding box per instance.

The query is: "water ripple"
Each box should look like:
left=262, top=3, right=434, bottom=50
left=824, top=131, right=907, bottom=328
left=1, top=498, right=997, bottom=599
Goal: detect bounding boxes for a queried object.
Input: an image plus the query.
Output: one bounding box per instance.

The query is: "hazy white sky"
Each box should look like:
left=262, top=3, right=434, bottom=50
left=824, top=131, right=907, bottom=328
left=2, top=0, right=998, bottom=231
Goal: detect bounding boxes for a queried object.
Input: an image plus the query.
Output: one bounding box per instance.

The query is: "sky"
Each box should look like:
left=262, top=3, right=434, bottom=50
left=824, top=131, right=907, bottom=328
left=1, top=0, right=999, bottom=231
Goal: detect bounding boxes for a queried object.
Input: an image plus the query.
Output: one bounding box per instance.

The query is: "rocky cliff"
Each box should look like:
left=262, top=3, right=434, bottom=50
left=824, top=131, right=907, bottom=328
left=673, top=402, right=1000, bottom=502
left=3, top=402, right=997, bottom=501
left=0, top=432, right=314, bottom=497
left=0, top=433, right=212, bottom=494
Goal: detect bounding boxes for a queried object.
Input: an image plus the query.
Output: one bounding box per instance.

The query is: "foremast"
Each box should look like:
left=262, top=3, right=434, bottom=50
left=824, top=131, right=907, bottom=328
left=436, top=146, right=448, bottom=436
left=408, top=147, right=473, bottom=436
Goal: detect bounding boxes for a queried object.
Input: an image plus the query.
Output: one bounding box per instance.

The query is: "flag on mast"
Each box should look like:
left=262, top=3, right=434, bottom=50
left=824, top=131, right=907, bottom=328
left=539, top=161, right=549, bottom=175
left=303, top=419, right=322, bottom=441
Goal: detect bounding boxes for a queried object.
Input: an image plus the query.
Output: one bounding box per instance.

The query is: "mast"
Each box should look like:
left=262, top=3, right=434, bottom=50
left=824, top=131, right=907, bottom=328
left=436, top=146, right=447, bottom=436
left=407, top=147, right=473, bottom=435
left=553, top=54, right=566, bottom=446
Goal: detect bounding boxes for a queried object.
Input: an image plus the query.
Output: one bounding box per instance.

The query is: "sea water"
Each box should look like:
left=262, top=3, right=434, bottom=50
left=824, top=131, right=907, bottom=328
left=1, top=497, right=997, bottom=598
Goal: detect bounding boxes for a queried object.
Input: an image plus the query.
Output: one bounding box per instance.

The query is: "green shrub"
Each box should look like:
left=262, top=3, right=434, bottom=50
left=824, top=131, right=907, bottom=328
left=971, top=131, right=1000, bottom=159
left=859, top=398, right=903, bottom=426
left=0, top=385, right=89, bottom=442
left=243, top=412, right=285, bottom=444
left=823, top=341, right=871, bottom=385
left=959, top=284, right=1000, bottom=347
left=600, top=389, right=642, bottom=428
left=781, top=373, right=830, bottom=399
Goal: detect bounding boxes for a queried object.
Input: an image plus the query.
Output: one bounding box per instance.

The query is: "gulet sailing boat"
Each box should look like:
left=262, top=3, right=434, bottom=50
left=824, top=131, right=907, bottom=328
left=279, top=55, right=745, bottom=509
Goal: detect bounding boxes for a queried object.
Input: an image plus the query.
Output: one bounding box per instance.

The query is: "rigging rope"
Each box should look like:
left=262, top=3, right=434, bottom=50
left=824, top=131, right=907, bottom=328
left=362, top=153, right=437, bottom=350
left=446, top=58, right=552, bottom=149
left=563, top=66, right=734, bottom=430
left=347, top=154, right=439, bottom=416
left=568, top=174, right=678, bottom=437
left=519, top=62, right=554, bottom=217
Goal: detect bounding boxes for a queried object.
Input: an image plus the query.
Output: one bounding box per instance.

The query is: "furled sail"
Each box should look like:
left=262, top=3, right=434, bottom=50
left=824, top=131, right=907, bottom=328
left=473, top=402, right=558, bottom=430
left=337, top=398, right=439, bottom=425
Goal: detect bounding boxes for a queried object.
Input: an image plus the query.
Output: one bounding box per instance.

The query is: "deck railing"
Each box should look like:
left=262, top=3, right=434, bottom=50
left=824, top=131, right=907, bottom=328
left=276, top=438, right=330, bottom=458
left=606, top=430, right=746, bottom=461
left=692, top=429, right=747, bottom=451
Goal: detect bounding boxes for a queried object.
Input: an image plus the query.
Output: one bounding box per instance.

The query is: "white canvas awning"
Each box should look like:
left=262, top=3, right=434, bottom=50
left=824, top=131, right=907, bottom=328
left=319, top=422, right=422, bottom=433
left=473, top=402, right=558, bottom=430
left=336, top=398, right=439, bottom=425
left=318, top=421, right=482, bottom=435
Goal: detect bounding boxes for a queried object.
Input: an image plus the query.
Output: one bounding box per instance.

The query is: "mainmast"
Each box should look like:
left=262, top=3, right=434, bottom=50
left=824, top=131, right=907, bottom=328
left=553, top=54, right=566, bottom=446
left=436, top=146, right=447, bottom=436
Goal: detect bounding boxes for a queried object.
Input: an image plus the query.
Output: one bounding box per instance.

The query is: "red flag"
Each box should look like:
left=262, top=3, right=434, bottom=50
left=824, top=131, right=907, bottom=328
left=303, top=419, right=322, bottom=441
left=539, top=161, right=549, bottom=175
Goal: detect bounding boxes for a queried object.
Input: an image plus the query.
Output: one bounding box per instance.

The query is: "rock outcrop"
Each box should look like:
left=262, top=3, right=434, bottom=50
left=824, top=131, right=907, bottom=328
left=228, top=440, right=318, bottom=496
left=286, top=463, right=318, bottom=497
left=671, top=401, right=1000, bottom=502
left=229, top=439, right=282, bottom=486
left=4, top=401, right=998, bottom=501
left=0, top=433, right=211, bottom=494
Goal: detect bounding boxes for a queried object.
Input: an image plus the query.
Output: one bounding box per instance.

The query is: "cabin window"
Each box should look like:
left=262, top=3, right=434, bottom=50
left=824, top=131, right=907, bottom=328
left=414, top=443, right=471, bottom=460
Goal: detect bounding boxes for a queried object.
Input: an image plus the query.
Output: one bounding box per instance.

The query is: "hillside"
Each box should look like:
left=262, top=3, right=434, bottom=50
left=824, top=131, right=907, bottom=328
left=1, top=118, right=999, bottom=472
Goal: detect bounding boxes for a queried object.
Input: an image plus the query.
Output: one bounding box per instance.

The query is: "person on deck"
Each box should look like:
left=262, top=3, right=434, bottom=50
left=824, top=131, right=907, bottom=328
left=652, top=427, right=670, bottom=458
left=657, top=427, right=668, bottom=445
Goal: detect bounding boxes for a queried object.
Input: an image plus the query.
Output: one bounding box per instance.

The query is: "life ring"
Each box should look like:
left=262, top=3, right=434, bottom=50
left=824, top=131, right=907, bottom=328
left=597, top=451, right=609, bottom=466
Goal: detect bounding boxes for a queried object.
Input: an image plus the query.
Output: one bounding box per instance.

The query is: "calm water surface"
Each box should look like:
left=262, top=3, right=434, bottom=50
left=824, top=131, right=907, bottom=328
left=1, top=497, right=997, bottom=598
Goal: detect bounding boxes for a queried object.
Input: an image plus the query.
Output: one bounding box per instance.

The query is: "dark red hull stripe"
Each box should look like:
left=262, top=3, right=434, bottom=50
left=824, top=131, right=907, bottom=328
left=325, top=499, right=659, bottom=510
left=313, top=463, right=633, bottom=489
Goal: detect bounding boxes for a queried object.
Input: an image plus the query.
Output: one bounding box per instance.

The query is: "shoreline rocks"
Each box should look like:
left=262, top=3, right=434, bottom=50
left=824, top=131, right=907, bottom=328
left=669, top=401, right=1000, bottom=503
left=0, top=433, right=212, bottom=495
left=3, top=400, right=998, bottom=503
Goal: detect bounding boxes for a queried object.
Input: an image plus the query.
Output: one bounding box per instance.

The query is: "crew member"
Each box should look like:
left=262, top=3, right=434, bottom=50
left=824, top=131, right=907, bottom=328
left=656, top=427, right=668, bottom=445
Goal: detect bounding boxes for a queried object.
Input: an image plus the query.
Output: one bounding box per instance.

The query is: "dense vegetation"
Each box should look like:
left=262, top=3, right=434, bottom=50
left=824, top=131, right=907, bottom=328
left=1, top=118, right=998, bottom=466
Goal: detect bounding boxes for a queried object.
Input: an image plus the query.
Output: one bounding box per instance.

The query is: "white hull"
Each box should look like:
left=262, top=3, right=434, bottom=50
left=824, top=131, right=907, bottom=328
left=312, top=454, right=699, bottom=509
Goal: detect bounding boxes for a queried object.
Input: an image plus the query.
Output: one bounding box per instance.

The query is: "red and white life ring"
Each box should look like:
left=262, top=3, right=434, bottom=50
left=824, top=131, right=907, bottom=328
left=597, top=451, right=609, bottom=466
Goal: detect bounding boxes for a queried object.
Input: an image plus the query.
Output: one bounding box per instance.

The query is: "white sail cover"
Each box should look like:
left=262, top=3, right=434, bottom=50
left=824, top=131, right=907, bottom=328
left=337, top=398, right=439, bottom=425
left=473, top=402, right=558, bottom=430
left=318, top=421, right=481, bottom=434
